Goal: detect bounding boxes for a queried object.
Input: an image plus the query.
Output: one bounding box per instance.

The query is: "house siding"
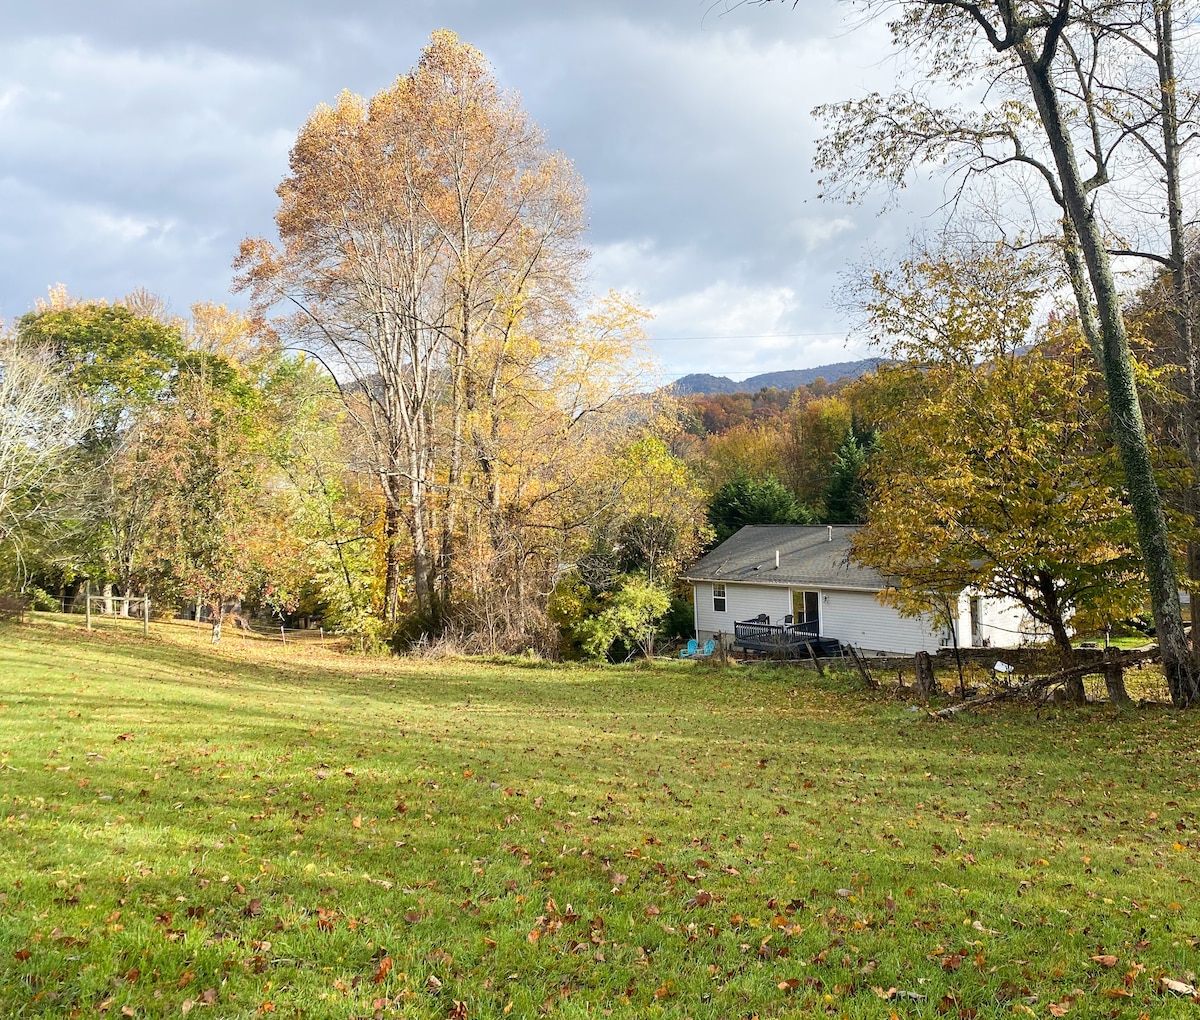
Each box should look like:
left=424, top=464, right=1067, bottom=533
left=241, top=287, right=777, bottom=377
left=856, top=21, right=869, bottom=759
left=689, top=581, right=1039, bottom=655
left=693, top=581, right=941, bottom=654
left=694, top=581, right=790, bottom=642
left=819, top=588, right=941, bottom=655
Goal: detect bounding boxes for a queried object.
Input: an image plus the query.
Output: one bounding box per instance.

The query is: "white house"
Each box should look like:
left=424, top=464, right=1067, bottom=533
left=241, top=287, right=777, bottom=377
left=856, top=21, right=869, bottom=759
left=682, top=525, right=1034, bottom=656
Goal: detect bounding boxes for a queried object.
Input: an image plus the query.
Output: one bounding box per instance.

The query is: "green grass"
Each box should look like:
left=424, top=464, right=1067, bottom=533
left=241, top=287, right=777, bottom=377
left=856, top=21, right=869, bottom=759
left=1, top=616, right=1199, bottom=1019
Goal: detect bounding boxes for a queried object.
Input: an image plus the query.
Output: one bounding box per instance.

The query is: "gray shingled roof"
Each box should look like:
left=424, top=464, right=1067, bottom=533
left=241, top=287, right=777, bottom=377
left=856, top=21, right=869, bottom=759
left=682, top=525, right=887, bottom=590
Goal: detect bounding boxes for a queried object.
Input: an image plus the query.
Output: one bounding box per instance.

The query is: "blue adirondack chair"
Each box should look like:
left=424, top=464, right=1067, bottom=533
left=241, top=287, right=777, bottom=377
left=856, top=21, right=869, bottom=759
left=695, top=639, right=716, bottom=658
left=680, top=638, right=699, bottom=658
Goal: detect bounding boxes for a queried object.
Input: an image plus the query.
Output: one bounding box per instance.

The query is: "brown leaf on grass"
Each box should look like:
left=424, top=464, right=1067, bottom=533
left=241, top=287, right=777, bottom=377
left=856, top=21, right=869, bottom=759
left=1048, top=1002, right=1071, bottom=1017
left=352, top=815, right=362, bottom=829
left=610, top=873, right=627, bottom=888
left=447, top=1002, right=468, bottom=1020
left=181, top=1002, right=194, bottom=1017
left=1160, top=976, right=1198, bottom=996
left=644, top=905, right=660, bottom=917
left=778, top=978, right=801, bottom=992
left=177, top=971, right=195, bottom=989
left=13, top=949, right=30, bottom=961
left=244, top=898, right=263, bottom=918
left=96, top=999, right=114, bottom=1013
left=426, top=975, right=443, bottom=993
left=653, top=981, right=676, bottom=1000
left=115, top=733, right=134, bottom=742
left=373, top=957, right=393, bottom=984
left=874, top=987, right=926, bottom=1002
left=200, top=988, right=217, bottom=1005
left=1091, top=954, right=1118, bottom=968
left=403, top=911, right=423, bottom=924
left=121, top=1007, right=135, bottom=1017
left=1101, top=988, right=1133, bottom=999
left=685, top=890, right=713, bottom=910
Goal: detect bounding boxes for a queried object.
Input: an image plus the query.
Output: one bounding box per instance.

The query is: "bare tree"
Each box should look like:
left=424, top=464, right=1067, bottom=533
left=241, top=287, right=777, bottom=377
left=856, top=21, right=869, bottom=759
left=0, top=337, right=86, bottom=577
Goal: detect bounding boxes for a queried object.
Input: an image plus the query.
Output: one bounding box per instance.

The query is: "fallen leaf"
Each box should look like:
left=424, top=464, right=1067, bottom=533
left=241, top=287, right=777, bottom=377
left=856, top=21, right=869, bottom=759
left=181, top=1002, right=194, bottom=1016
left=352, top=814, right=362, bottom=829
left=374, top=957, right=393, bottom=984
left=13, top=949, right=30, bottom=962
left=1161, top=976, right=1198, bottom=996
left=121, top=1008, right=135, bottom=1018
left=244, top=898, right=262, bottom=918
left=1091, top=954, right=1118, bottom=968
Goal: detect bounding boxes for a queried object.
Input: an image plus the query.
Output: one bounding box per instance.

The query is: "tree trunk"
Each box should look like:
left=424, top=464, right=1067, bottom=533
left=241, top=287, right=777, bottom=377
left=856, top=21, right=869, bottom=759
left=1153, top=1, right=1200, bottom=668
left=1037, top=570, right=1076, bottom=668
left=1103, top=648, right=1132, bottom=706
left=1017, top=45, right=1200, bottom=707
left=382, top=498, right=404, bottom=624
left=914, top=650, right=938, bottom=700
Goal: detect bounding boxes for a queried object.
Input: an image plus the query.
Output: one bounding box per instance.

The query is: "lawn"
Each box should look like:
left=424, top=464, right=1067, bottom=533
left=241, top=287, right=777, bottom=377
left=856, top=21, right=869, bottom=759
left=1, top=616, right=1198, bottom=1019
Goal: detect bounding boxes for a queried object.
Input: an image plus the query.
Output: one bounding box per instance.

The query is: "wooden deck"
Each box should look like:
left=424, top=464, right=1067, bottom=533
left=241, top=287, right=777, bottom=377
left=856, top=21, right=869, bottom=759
left=732, top=618, right=842, bottom=658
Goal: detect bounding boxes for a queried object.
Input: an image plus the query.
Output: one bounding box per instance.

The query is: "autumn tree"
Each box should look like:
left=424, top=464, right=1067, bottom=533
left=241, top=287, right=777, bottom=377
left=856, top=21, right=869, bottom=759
left=14, top=294, right=183, bottom=603
left=779, top=0, right=1200, bottom=704
left=237, top=30, right=589, bottom=632
left=852, top=245, right=1148, bottom=689
left=17, top=296, right=181, bottom=451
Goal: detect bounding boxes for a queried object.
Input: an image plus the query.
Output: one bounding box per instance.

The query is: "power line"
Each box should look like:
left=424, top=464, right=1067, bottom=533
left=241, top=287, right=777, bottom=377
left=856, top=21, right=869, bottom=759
left=649, top=331, right=849, bottom=342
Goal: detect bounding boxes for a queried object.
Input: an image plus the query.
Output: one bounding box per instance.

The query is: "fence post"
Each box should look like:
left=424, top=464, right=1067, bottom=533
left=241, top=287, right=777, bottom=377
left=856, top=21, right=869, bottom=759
left=85, top=581, right=92, bottom=631
left=280, top=625, right=286, bottom=645
left=320, top=627, right=325, bottom=650
left=143, top=597, right=150, bottom=637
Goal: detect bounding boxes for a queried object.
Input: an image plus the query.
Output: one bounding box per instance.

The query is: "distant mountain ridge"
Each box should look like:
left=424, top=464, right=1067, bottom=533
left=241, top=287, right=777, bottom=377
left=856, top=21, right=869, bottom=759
left=669, top=358, right=885, bottom=396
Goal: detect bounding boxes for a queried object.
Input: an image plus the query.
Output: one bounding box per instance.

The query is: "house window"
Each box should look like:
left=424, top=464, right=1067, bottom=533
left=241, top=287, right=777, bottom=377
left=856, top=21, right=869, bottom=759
left=713, top=583, right=726, bottom=613
left=792, top=590, right=819, bottom=625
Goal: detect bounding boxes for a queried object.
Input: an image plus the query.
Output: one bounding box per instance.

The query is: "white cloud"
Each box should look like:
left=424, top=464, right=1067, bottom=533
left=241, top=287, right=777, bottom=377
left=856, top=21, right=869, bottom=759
left=0, top=2, right=939, bottom=380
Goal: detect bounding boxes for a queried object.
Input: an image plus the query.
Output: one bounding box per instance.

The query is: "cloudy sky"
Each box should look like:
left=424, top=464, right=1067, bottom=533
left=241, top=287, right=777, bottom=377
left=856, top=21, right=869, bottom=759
left=0, top=1, right=939, bottom=381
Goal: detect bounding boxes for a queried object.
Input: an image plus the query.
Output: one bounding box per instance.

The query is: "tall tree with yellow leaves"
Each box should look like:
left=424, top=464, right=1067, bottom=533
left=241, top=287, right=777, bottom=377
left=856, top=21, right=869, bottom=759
left=237, top=31, right=589, bottom=628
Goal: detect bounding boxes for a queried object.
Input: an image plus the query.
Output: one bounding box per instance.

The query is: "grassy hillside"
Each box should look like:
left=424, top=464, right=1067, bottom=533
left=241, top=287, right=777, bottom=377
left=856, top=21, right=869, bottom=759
left=1, top=617, right=1198, bottom=1018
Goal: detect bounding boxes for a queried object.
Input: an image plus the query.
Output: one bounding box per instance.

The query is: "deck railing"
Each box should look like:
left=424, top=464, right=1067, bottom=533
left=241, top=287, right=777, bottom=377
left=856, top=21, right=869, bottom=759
left=733, top=617, right=819, bottom=648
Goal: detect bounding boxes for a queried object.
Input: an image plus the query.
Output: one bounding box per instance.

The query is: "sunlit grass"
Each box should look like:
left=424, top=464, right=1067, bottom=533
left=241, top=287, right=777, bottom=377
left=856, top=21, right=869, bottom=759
left=1, top=615, right=1198, bottom=1018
